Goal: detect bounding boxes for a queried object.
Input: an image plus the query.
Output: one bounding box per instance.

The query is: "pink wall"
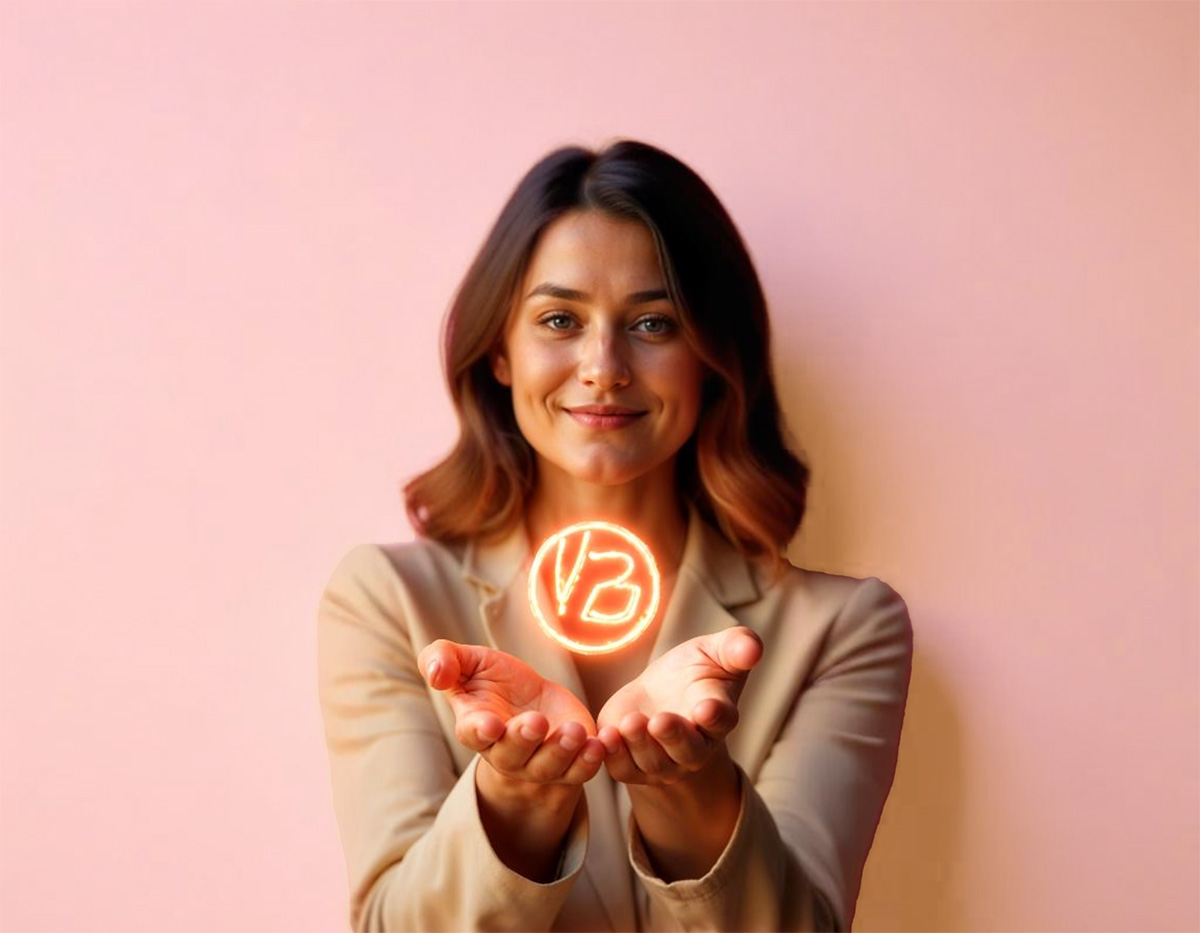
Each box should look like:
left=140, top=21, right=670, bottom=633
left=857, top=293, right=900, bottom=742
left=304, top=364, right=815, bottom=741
left=1, top=2, right=1195, bottom=931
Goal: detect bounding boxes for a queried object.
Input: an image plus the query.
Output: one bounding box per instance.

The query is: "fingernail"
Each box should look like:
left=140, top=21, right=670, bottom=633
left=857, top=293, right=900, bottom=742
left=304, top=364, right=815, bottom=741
left=427, top=660, right=440, bottom=684
left=520, top=723, right=540, bottom=742
left=583, top=743, right=604, bottom=763
left=480, top=723, right=503, bottom=744
left=559, top=733, right=581, bottom=752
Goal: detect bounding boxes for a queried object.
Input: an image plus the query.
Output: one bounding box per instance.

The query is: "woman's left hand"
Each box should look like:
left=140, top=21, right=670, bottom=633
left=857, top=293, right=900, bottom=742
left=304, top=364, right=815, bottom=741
left=596, top=626, right=763, bottom=785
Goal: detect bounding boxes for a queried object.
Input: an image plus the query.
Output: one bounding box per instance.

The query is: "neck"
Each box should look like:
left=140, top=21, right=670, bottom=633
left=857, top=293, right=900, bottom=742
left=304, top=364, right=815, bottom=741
left=524, top=461, right=689, bottom=578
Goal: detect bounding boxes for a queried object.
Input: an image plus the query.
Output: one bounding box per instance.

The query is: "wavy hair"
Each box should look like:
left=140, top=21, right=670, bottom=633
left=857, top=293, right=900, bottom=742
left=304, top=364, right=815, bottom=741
left=402, top=139, right=809, bottom=581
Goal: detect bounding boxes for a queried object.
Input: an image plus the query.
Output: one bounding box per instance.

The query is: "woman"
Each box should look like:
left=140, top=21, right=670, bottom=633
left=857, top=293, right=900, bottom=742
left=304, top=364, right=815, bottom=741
left=317, top=139, right=913, bottom=933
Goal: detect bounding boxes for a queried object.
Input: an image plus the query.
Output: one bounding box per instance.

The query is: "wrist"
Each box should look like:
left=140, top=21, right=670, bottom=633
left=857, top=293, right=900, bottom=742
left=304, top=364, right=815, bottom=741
left=477, top=756, right=582, bottom=809
left=474, top=757, right=583, bottom=883
left=626, top=749, right=744, bottom=882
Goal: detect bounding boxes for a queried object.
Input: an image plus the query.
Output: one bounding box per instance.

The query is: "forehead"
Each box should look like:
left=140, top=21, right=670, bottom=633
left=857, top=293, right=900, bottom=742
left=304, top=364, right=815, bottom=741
left=522, top=210, right=663, bottom=288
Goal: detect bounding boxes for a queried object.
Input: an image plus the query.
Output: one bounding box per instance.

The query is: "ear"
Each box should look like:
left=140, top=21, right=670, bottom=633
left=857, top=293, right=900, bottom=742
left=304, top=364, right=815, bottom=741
left=490, top=346, right=512, bottom=387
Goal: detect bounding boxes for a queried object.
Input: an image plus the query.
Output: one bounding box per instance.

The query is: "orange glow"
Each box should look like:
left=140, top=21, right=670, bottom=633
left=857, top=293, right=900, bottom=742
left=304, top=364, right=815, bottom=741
left=528, top=521, right=660, bottom=655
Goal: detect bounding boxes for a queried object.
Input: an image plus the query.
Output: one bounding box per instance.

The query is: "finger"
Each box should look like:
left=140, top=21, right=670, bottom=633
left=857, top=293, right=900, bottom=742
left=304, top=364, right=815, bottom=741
left=647, top=711, right=708, bottom=769
left=599, top=726, right=642, bottom=784
left=417, top=639, right=462, bottom=690
left=712, top=626, right=764, bottom=674
left=560, top=736, right=607, bottom=784
left=486, top=711, right=548, bottom=772
left=419, top=640, right=504, bottom=690
left=598, top=725, right=624, bottom=756
left=619, top=711, right=674, bottom=776
left=521, top=721, right=590, bottom=783
left=454, top=710, right=506, bottom=752
left=691, top=697, right=740, bottom=741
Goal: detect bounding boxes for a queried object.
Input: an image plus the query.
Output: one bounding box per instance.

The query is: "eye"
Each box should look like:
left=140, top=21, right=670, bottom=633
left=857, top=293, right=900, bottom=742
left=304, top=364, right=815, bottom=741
left=632, top=314, right=676, bottom=336
left=537, top=311, right=577, bottom=331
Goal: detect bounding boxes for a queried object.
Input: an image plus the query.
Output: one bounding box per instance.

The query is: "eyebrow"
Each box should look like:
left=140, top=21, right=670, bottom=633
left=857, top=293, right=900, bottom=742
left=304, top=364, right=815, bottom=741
left=523, top=283, right=671, bottom=305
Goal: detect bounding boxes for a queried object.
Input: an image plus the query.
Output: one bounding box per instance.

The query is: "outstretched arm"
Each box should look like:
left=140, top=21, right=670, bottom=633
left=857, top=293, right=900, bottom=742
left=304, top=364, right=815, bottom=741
left=317, top=544, right=602, bottom=932
left=601, top=578, right=914, bottom=932
left=417, top=638, right=606, bottom=881
left=596, top=626, right=763, bottom=881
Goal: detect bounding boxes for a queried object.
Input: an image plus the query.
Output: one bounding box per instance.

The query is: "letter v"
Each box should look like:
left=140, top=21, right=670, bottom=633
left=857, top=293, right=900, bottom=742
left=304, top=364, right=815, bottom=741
left=554, top=530, right=590, bottom=616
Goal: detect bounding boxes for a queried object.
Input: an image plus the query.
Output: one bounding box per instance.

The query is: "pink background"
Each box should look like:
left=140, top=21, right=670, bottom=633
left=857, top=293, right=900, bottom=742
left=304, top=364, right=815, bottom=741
left=1, top=2, right=1196, bottom=931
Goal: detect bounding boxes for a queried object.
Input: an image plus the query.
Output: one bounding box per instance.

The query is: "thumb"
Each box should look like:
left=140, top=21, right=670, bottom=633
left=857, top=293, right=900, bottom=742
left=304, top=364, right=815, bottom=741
left=417, top=639, right=465, bottom=690
left=712, top=626, right=763, bottom=675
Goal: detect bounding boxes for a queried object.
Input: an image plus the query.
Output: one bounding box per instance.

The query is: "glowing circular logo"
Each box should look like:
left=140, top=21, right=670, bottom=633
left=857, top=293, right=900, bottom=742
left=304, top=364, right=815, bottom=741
left=527, top=521, right=660, bottom=655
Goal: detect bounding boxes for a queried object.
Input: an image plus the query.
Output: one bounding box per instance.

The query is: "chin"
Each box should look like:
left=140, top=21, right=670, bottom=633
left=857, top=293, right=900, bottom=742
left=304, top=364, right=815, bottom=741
left=565, top=462, right=641, bottom=487
left=559, top=449, right=669, bottom=488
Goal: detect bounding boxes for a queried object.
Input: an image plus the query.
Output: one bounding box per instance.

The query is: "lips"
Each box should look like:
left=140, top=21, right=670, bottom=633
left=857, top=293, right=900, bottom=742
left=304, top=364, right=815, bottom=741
left=564, top=405, right=646, bottom=430
left=566, top=405, right=643, bottom=416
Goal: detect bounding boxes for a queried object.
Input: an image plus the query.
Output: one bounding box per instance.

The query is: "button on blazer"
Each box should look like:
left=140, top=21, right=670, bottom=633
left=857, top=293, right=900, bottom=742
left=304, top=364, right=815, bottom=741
left=317, top=504, right=913, bottom=932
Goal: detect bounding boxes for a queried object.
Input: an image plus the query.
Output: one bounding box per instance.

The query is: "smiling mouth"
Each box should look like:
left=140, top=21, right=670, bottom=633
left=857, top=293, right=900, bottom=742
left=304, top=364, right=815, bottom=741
left=564, top=409, right=647, bottom=430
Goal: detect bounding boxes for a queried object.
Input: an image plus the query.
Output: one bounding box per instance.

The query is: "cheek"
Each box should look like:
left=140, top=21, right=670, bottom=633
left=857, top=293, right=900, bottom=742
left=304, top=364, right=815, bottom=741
left=664, top=355, right=706, bottom=413
left=510, top=352, right=573, bottom=411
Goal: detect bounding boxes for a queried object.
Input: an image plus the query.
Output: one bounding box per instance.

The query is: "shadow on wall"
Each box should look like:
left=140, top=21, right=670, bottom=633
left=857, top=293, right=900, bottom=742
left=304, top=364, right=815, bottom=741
left=856, top=651, right=967, bottom=932
left=773, top=334, right=967, bottom=930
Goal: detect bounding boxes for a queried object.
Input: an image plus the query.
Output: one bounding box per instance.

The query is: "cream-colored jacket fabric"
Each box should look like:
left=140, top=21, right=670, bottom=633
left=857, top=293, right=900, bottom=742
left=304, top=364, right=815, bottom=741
left=316, top=506, right=913, bottom=932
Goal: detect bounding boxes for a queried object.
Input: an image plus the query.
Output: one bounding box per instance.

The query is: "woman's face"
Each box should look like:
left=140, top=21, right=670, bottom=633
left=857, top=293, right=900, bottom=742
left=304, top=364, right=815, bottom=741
left=491, top=209, right=706, bottom=490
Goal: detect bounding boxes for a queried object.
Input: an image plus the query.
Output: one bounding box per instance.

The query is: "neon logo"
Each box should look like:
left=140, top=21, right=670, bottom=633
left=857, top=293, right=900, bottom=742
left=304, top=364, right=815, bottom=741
left=528, top=521, right=660, bottom=655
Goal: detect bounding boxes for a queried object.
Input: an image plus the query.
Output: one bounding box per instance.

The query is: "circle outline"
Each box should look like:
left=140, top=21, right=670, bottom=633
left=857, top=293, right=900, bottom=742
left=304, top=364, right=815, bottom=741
left=527, top=521, right=661, bottom=655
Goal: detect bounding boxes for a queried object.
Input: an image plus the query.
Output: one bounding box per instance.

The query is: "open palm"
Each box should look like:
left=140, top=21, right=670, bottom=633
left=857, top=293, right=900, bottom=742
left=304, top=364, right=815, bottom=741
left=431, top=642, right=596, bottom=734
left=418, top=639, right=604, bottom=785
left=596, top=627, right=763, bottom=784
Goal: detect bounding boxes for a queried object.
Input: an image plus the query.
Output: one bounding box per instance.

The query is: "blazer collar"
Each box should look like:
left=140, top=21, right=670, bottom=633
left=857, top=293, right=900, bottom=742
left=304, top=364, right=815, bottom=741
left=682, top=504, right=761, bottom=609
left=459, top=501, right=760, bottom=609
left=460, top=515, right=531, bottom=597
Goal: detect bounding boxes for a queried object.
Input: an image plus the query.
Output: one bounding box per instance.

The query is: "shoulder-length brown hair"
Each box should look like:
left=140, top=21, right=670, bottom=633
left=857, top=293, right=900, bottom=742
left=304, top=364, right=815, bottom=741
left=403, top=139, right=809, bottom=580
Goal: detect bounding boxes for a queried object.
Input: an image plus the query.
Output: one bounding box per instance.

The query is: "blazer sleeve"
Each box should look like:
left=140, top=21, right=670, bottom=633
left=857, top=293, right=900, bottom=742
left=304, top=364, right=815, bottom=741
left=626, top=576, right=914, bottom=932
left=316, top=544, right=590, bottom=933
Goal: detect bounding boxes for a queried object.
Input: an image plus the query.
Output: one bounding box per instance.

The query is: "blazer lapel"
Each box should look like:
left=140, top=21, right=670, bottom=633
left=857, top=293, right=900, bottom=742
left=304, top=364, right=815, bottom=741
left=461, top=523, right=633, bottom=931
left=462, top=524, right=586, bottom=706
left=649, top=503, right=762, bottom=663
left=646, top=506, right=778, bottom=776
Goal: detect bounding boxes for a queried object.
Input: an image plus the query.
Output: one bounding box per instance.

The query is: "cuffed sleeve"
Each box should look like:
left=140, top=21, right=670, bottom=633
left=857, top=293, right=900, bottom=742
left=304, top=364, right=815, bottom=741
left=360, top=756, right=588, bottom=931
left=627, top=764, right=827, bottom=932
left=316, top=544, right=589, bottom=932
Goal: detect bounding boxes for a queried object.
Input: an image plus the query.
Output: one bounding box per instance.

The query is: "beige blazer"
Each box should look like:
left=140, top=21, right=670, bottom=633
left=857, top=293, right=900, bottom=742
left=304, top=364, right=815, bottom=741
left=316, top=505, right=913, bottom=932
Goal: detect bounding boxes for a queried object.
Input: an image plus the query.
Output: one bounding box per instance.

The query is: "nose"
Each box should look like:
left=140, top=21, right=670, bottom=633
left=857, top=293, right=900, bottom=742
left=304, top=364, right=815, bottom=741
left=576, top=327, right=631, bottom=391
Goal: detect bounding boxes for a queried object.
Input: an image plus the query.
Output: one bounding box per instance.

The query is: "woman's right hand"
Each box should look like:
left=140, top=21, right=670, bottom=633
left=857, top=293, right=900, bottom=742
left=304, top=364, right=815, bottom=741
left=417, top=639, right=606, bottom=786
